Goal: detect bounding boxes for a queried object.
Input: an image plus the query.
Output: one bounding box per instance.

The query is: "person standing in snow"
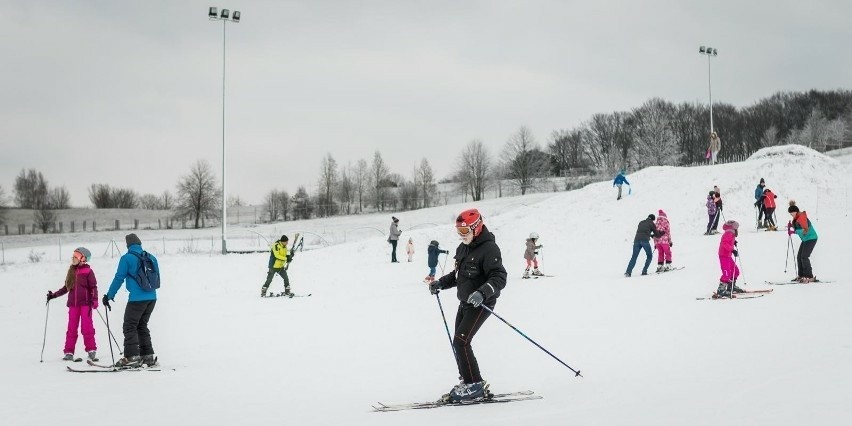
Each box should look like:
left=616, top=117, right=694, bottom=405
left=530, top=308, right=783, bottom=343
left=428, top=208, right=507, bottom=403
left=653, top=210, right=674, bottom=272
left=715, top=220, right=745, bottom=298
left=704, top=191, right=718, bottom=235
left=710, top=189, right=723, bottom=233
left=102, top=234, right=159, bottom=368
left=260, top=235, right=292, bottom=297
left=708, top=132, right=721, bottom=165
left=762, top=188, right=779, bottom=230
left=523, top=232, right=544, bottom=278
left=388, top=216, right=402, bottom=263
left=46, top=247, right=99, bottom=362
left=754, top=178, right=767, bottom=228
left=613, top=170, right=630, bottom=200
left=625, top=214, right=658, bottom=277
left=424, top=240, right=449, bottom=283
left=406, top=237, right=415, bottom=262
left=788, top=201, right=818, bottom=283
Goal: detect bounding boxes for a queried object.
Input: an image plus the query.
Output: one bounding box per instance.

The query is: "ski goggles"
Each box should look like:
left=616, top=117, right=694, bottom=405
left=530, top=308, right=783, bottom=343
left=456, top=226, right=473, bottom=236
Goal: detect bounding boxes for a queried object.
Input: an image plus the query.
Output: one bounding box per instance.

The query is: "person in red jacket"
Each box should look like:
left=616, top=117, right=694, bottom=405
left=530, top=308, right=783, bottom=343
left=46, top=247, right=99, bottom=361
left=762, top=189, right=778, bottom=230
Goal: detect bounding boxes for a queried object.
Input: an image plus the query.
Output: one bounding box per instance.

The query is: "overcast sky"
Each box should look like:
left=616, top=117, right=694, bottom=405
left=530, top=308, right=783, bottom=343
left=2, top=0, right=850, bottom=206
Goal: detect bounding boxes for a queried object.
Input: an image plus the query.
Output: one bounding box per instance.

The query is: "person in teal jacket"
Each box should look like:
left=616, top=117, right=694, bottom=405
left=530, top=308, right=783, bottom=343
left=103, top=233, right=159, bottom=368
left=613, top=170, right=629, bottom=200
left=787, top=203, right=818, bottom=282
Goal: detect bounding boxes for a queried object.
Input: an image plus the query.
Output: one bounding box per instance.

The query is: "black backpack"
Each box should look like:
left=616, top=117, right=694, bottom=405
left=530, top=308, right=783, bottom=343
left=129, top=251, right=160, bottom=291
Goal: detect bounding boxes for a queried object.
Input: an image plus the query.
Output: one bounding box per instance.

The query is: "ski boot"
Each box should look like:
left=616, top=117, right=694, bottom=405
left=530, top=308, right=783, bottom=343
left=284, top=287, right=294, bottom=298
left=114, top=355, right=142, bottom=368
left=87, top=351, right=98, bottom=362
left=715, top=282, right=732, bottom=298
left=522, top=269, right=531, bottom=279
left=663, top=263, right=672, bottom=271
left=447, top=381, right=491, bottom=403
left=441, top=380, right=466, bottom=403
left=732, top=283, right=746, bottom=293
left=63, top=353, right=75, bottom=361
left=531, top=268, right=544, bottom=277
left=260, top=287, right=268, bottom=298
left=656, top=264, right=664, bottom=273
left=142, top=354, right=158, bottom=367
left=624, top=272, right=631, bottom=278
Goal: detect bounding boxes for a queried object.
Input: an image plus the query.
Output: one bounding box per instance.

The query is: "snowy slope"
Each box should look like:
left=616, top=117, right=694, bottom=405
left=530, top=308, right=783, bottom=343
left=1, top=146, right=851, bottom=426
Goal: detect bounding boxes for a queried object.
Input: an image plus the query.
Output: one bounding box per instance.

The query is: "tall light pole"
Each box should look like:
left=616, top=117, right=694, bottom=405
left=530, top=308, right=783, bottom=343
left=208, top=7, right=240, bottom=254
left=698, top=46, right=718, bottom=133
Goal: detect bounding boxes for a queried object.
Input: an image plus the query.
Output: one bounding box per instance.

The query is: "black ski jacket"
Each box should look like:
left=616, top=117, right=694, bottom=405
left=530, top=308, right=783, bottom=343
left=436, top=226, right=507, bottom=304
left=633, top=218, right=658, bottom=242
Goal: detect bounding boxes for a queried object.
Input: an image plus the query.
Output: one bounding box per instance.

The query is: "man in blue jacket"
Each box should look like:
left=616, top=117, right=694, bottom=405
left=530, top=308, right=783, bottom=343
left=613, top=170, right=629, bottom=200
left=103, top=233, right=159, bottom=368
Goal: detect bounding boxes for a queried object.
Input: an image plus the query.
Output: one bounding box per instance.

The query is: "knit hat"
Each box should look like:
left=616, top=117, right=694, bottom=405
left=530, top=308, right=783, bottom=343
left=708, top=190, right=715, bottom=196
left=788, top=204, right=800, bottom=213
left=647, top=214, right=656, bottom=221
left=430, top=240, right=439, bottom=247
left=125, top=233, right=142, bottom=247
left=280, top=235, right=289, bottom=242
left=658, top=209, right=667, bottom=218
left=723, top=220, right=740, bottom=231
left=74, top=247, right=91, bottom=262
left=392, top=216, right=399, bottom=223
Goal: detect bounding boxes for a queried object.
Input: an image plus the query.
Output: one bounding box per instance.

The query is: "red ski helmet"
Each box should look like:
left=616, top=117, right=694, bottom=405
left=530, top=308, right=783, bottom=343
left=456, top=208, right=484, bottom=237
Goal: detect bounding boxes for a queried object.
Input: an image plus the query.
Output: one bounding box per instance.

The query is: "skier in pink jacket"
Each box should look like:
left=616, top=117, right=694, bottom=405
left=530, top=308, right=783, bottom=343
left=46, top=247, right=99, bottom=362
left=653, top=210, right=674, bottom=272
left=716, top=221, right=745, bottom=297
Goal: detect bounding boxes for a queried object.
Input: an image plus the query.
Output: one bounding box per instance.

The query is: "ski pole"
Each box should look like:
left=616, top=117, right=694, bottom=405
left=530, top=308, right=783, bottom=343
left=95, top=308, right=123, bottom=355
left=784, top=235, right=792, bottom=273
left=105, top=303, right=116, bottom=366
left=40, top=300, right=50, bottom=363
left=435, top=293, right=458, bottom=364
left=479, top=305, right=582, bottom=377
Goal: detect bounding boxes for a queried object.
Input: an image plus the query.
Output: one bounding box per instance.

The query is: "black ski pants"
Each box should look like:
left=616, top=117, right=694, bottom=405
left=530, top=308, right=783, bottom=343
left=764, top=208, right=776, bottom=227
left=123, top=300, right=156, bottom=357
left=711, top=208, right=722, bottom=231
left=262, top=268, right=290, bottom=292
left=453, top=300, right=495, bottom=384
left=797, top=239, right=817, bottom=278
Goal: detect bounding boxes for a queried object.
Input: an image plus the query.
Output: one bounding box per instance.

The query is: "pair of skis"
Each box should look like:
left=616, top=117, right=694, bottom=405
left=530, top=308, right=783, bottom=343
left=67, top=359, right=164, bottom=373
left=262, top=292, right=312, bottom=298
left=765, top=279, right=833, bottom=286
left=655, top=266, right=685, bottom=274
left=373, top=390, right=541, bottom=412
left=696, top=288, right=774, bottom=301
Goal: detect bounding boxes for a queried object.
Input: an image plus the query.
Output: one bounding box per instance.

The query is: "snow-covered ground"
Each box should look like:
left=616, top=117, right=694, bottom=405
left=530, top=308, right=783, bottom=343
left=1, top=145, right=850, bottom=425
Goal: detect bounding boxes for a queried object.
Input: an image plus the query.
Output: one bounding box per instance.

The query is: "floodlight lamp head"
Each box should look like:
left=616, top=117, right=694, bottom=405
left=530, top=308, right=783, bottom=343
left=221, top=9, right=229, bottom=19
left=233, top=11, right=240, bottom=22
left=209, top=7, right=218, bottom=19
left=699, top=46, right=706, bottom=53
left=712, top=48, right=718, bottom=56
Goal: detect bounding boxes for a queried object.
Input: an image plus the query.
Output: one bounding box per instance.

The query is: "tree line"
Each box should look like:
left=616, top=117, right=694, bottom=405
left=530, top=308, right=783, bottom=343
left=2, top=89, right=851, bottom=230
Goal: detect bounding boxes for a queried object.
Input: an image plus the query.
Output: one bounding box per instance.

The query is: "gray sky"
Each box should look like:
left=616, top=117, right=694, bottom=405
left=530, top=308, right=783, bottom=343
left=2, top=0, right=850, bottom=206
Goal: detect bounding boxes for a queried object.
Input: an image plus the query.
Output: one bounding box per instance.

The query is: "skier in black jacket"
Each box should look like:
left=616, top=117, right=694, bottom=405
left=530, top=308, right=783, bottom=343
left=625, top=214, right=659, bottom=277
left=429, top=208, right=507, bottom=403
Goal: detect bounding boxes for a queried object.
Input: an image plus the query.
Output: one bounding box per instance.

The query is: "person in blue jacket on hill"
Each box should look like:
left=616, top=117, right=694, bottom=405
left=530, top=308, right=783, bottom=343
left=613, top=170, right=629, bottom=200
left=103, top=233, right=159, bottom=368
left=754, top=178, right=766, bottom=228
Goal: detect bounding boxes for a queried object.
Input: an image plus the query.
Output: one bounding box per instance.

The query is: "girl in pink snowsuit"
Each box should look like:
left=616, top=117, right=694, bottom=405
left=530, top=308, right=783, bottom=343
left=653, top=210, right=673, bottom=271
left=47, top=247, right=99, bottom=361
left=716, top=220, right=744, bottom=297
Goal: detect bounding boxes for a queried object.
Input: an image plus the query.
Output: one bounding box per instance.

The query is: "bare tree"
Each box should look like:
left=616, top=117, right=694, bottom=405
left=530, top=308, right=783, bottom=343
left=176, top=160, right=220, bottom=229
left=161, top=191, right=174, bottom=210
left=337, top=163, right=355, bottom=214
left=290, top=186, right=312, bottom=220
left=760, top=125, right=781, bottom=147
left=89, top=184, right=112, bottom=208
left=583, top=112, right=629, bottom=173
left=139, top=194, right=162, bottom=210
left=49, top=186, right=71, bottom=209
left=629, top=98, right=679, bottom=169
left=228, top=195, right=244, bottom=207
left=34, top=199, right=57, bottom=233
left=14, top=169, right=49, bottom=209
left=0, top=185, right=7, bottom=225
left=548, top=129, right=584, bottom=176
left=416, top=158, right=436, bottom=208
left=264, top=189, right=290, bottom=222
left=503, top=126, right=549, bottom=195
left=317, top=153, right=339, bottom=217
left=370, top=151, right=390, bottom=210
left=355, top=159, right=368, bottom=213
left=455, top=139, right=492, bottom=201
left=111, top=188, right=139, bottom=209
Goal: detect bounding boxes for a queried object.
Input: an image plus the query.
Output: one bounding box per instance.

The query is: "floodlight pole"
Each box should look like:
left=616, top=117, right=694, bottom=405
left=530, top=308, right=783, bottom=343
left=699, top=46, right=718, bottom=134
left=209, top=7, right=240, bottom=254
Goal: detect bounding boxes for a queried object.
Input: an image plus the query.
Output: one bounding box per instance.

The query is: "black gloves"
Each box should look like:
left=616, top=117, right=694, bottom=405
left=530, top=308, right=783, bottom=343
left=46, top=291, right=54, bottom=302
left=440, top=250, right=449, bottom=255
left=732, top=249, right=739, bottom=257
left=429, top=281, right=441, bottom=295
left=670, top=242, right=674, bottom=248
left=102, top=295, right=112, bottom=311
left=467, top=291, right=484, bottom=308
left=286, top=254, right=294, bottom=262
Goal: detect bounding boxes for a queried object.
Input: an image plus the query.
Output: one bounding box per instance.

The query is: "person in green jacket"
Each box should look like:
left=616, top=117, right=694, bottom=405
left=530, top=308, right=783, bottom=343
left=787, top=202, right=818, bottom=283
left=261, top=235, right=292, bottom=297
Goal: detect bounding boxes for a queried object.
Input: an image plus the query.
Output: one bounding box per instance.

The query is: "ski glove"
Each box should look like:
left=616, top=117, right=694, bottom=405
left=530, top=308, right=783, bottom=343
left=467, top=291, right=484, bottom=308
left=102, top=295, right=112, bottom=311
left=670, top=242, right=674, bottom=248
left=429, top=281, right=441, bottom=295
left=732, top=249, right=739, bottom=257
left=46, top=291, right=54, bottom=302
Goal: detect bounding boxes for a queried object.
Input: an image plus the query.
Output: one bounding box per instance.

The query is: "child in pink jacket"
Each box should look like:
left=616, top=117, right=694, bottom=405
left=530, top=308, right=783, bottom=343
left=47, top=247, right=99, bottom=361
left=716, top=221, right=745, bottom=297
left=654, top=210, right=673, bottom=272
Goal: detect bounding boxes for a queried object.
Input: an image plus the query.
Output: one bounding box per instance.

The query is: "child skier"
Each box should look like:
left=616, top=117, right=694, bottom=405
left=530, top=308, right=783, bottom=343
left=654, top=210, right=673, bottom=272
left=523, top=232, right=544, bottom=278
left=406, top=237, right=415, bottom=262
left=788, top=201, right=818, bottom=283
left=762, top=188, right=778, bottom=230
left=715, top=220, right=745, bottom=298
left=704, top=191, right=718, bottom=235
left=46, top=247, right=99, bottom=362
left=424, top=240, right=449, bottom=283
